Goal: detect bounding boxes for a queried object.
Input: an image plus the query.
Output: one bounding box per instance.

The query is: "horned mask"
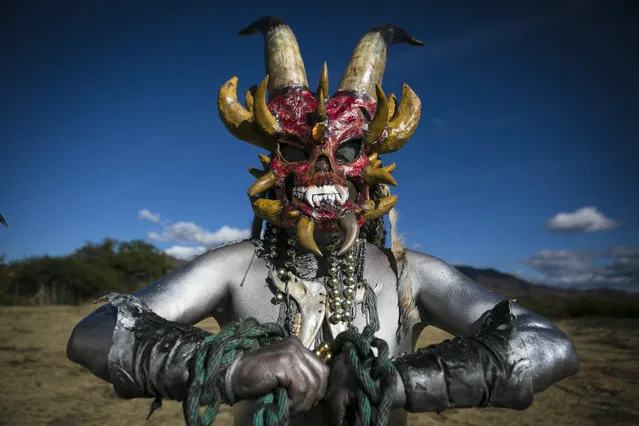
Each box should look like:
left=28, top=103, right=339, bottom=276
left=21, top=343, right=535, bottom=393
left=218, top=17, right=423, bottom=256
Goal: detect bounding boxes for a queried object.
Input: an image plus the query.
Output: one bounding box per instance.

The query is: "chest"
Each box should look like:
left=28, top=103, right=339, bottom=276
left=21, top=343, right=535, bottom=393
left=222, top=249, right=413, bottom=357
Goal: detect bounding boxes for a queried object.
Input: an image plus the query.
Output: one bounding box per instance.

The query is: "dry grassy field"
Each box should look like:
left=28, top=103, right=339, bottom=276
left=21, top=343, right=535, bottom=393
left=1, top=304, right=638, bottom=426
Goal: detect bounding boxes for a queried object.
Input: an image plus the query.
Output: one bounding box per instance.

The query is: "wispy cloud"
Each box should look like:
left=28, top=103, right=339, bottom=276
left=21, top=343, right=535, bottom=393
left=149, top=222, right=250, bottom=247
left=138, top=209, right=251, bottom=260
left=165, top=245, right=207, bottom=261
left=545, top=207, right=620, bottom=233
left=522, top=246, right=639, bottom=291
left=138, top=209, right=161, bottom=223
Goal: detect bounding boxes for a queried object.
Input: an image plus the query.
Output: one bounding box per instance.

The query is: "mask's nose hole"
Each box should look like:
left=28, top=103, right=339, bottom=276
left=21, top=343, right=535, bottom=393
left=314, top=155, right=332, bottom=172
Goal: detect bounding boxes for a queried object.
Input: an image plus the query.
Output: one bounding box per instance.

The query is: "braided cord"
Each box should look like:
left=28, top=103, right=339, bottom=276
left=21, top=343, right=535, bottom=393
left=183, top=320, right=396, bottom=426
left=332, top=325, right=397, bottom=426
left=183, top=318, right=290, bottom=426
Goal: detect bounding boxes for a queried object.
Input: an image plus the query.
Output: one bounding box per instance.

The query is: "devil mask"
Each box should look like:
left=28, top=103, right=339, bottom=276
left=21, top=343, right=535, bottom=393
left=218, top=17, right=423, bottom=257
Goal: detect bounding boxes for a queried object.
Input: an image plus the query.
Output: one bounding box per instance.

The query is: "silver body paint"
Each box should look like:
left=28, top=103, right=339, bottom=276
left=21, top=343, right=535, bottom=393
left=69, top=239, right=579, bottom=426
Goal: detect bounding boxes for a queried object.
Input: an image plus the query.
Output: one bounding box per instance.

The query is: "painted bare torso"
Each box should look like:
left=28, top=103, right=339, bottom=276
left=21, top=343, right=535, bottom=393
left=134, top=240, right=414, bottom=425
left=124, top=238, right=554, bottom=426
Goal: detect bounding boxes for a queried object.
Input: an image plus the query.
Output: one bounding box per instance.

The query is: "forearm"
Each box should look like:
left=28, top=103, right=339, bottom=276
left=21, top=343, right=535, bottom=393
left=68, top=293, right=214, bottom=401
left=391, top=299, right=579, bottom=412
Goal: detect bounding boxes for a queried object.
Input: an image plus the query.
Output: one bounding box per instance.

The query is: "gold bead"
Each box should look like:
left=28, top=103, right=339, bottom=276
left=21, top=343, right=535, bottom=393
left=342, top=299, right=353, bottom=309
left=330, top=300, right=342, bottom=310
left=320, top=343, right=330, bottom=352
left=342, top=311, right=352, bottom=321
left=328, top=278, right=339, bottom=288
left=344, top=265, right=355, bottom=275
left=314, top=349, right=323, bottom=358
left=345, top=277, right=355, bottom=285
left=323, top=352, right=332, bottom=362
left=328, top=266, right=338, bottom=276
left=330, top=312, right=343, bottom=323
left=343, top=288, right=354, bottom=299
left=330, top=289, right=340, bottom=299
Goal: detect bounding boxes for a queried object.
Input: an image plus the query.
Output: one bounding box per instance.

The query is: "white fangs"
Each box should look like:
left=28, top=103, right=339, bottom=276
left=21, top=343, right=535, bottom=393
left=293, top=184, right=348, bottom=207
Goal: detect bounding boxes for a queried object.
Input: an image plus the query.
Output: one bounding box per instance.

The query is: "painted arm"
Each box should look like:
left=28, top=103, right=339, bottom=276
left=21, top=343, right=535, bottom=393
left=67, top=240, right=329, bottom=412
left=392, top=250, right=580, bottom=412
left=66, top=241, right=245, bottom=399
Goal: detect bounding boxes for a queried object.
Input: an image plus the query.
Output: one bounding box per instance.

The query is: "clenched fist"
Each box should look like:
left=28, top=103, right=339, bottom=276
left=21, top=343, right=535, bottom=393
left=230, top=336, right=330, bottom=414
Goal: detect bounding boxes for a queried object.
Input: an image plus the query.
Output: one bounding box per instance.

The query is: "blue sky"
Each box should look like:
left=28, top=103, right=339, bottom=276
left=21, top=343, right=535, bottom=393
left=2, top=0, right=638, bottom=291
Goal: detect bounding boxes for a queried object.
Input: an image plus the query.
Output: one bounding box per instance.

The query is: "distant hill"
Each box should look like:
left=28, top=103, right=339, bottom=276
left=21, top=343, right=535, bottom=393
left=169, top=257, right=188, bottom=269
left=453, top=265, right=565, bottom=299
left=453, top=265, right=639, bottom=299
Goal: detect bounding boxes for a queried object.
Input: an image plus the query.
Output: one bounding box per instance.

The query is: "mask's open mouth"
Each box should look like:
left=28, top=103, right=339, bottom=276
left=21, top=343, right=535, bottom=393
left=253, top=169, right=394, bottom=256
left=292, top=184, right=349, bottom=207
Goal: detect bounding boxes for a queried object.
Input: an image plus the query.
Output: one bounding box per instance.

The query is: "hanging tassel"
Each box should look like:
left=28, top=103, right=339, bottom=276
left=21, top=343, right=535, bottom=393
left=362, top=281, right=380, bottom=332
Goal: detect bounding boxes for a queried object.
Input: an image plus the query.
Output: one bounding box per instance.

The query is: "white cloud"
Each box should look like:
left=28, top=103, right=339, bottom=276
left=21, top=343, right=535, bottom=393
left=138, top=209, right=161, bottom=223
left=165, top=245, right=207, bottom=260
left=522, top=246, right=639, bottom=291
left=149, top=222, right=250, bottom=247
left=545, top=207, right=620, bottom=233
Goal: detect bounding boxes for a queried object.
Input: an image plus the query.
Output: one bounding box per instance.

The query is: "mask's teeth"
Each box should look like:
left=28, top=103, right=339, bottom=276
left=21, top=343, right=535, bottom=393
left=305, top=186, right=317, bottom=206
left=293, top=186, right=306, bottom=200
left=336, top=185, right=349, bottom=205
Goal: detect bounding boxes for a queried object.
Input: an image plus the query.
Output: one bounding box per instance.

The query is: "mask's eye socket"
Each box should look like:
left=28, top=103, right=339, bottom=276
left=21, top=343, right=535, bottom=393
left=279, top=144, right=308, bottom=163
left=335, top=139, right=363, bottom=165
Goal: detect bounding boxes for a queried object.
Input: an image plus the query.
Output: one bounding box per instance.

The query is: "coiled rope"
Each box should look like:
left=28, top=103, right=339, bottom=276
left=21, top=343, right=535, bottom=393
left=183, top=318, right=396, bottom=426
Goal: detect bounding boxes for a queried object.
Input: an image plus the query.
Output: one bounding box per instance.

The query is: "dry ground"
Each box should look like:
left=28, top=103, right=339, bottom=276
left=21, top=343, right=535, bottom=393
left=1, top=304, right=638, bottom=426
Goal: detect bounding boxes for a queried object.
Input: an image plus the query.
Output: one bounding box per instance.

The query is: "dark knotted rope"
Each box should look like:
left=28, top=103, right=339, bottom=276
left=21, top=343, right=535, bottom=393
left=183, top=318, right=290, bottom=426
left=331, top=325, right=396, bottom=426
left=183, top=320, right=396, bottom=426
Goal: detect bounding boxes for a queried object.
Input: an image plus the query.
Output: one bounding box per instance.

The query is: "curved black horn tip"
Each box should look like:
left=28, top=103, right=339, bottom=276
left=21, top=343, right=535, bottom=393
left=238, top=16, right=286, bottom=36
left=369, top=24, right=424, bottom=47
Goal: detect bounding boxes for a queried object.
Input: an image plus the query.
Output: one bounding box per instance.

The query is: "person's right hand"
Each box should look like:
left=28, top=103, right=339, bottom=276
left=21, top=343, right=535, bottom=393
left=230, top=336, right=329, bottom=414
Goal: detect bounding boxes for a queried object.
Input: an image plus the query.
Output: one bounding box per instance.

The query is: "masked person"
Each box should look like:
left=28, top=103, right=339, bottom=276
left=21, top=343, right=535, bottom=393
left=67, top=17, right=580, bottom=426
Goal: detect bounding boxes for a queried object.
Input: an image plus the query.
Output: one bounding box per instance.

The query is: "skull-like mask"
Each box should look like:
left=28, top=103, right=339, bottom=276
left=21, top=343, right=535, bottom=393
left=218, top=17, right=423, bottom=256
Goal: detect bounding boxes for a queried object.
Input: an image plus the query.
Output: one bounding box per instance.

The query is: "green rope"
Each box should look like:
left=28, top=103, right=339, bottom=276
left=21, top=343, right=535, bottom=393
left=183, top=319, right=396, bottom=426
left=331, top=325, right=397, bottom=426
left=183, top=318, right=290, bottom=426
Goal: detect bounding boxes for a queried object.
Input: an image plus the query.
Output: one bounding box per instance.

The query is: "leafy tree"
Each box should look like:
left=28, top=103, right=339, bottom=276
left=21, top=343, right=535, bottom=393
left=3, top=238, right=175, bottom=305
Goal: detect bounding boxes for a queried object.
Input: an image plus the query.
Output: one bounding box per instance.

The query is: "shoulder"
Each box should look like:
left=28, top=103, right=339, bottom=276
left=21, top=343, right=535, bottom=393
left=154, top=239, right=262, bottom=290
left=404, top=249, right=465, bottom=283
left=189, top=239, right=259, bottom=265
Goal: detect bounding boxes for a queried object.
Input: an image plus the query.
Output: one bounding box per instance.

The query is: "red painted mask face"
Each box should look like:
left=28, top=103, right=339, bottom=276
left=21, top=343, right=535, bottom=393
left=268, top=89, right=376, bottom=229
left=218, top=18, right=423, bottom=255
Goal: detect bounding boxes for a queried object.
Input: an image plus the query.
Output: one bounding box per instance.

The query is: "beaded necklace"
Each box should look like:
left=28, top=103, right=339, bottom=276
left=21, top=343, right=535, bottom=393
left=256, top=223, right=371, bottom=361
